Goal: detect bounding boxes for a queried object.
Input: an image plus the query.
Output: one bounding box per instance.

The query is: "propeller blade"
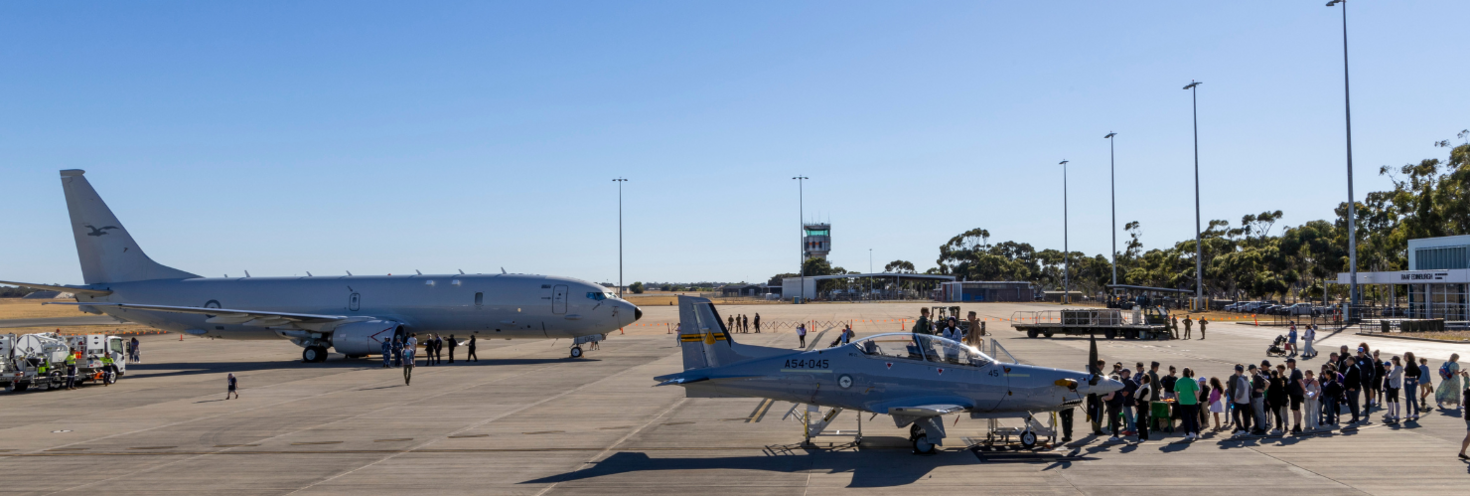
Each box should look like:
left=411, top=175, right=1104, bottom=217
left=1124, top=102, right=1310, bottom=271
left=1088, top=331, right=1100, bottom=386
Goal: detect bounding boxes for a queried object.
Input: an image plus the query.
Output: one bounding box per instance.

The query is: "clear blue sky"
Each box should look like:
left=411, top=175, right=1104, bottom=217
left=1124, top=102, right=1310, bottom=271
left=4, top=1, right=1468, bottom=286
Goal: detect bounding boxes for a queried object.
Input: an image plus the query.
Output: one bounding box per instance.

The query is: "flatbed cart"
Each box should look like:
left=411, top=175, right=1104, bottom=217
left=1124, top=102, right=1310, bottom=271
left=1011, top=307, right=1171, bottom=340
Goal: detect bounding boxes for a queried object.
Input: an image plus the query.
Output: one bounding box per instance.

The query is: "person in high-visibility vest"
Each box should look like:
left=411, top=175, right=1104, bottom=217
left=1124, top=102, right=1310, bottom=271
left=65, top=353, right=78, bottom=390
left=101, top=354, right=116, bottom=386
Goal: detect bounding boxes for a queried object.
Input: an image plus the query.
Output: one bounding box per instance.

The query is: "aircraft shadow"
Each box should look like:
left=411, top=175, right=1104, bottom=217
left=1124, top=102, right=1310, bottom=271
left=127, top=357, right=594, bottom=379
left=523, top=438, right=1086, bottom=488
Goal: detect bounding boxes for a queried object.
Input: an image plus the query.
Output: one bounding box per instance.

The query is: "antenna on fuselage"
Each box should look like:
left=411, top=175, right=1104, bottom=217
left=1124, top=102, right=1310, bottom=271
left=244, top=270, right=251, bottom=278
left=416, top=270, right=422, bottom=275
left=459, top=269, right=465, bottom=275
left=306, top=271, right=312, bottom=277
left=346, top=271, right=353, bottom=276
left=500, top=267, right=507, bottom=274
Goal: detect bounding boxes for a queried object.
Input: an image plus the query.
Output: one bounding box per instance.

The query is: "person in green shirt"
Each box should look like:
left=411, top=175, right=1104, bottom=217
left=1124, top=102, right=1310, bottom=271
left=1175, top=367, right=1202, bottom=439
left=912, top=307, right=933, bottom=336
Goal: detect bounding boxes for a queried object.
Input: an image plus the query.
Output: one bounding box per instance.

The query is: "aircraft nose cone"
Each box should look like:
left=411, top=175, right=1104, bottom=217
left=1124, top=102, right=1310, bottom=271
left=633, top=307, right=643, bottom=322
left=1098, top=377, right=1125, bottom=394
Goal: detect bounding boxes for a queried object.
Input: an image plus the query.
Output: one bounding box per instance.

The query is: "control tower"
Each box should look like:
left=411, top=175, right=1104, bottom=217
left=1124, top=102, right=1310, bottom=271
left=802, top=223, right=830, bottom=260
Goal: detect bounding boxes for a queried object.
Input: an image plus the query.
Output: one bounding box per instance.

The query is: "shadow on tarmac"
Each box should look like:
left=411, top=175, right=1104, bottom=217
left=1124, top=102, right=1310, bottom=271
left=523, top=437, right=1094, bottom=488
left=128, top=357, right=597, bottom=379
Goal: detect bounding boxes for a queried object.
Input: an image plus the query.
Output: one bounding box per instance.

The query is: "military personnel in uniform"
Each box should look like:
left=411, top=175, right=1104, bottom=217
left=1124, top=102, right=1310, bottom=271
left=1170, top=315, right=1180, bottom=340
left=1182, top=315, right=1194, bottom=340
left=912, top=307, right=934, bottom=336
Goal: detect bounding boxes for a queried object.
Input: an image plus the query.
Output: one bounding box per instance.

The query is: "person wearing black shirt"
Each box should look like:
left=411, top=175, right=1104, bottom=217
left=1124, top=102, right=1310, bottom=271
left=1343, top=356, right=1363, bottom=424
left=1105, top=375, right=1126, bottom=440
left=1287, top=358, right=1305, bottom=433
left=1119, top=369, right=1139, bottom=436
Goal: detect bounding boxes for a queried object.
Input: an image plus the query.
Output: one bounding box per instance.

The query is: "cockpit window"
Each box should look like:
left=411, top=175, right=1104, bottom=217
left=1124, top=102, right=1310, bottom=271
left=586, top=292, right=607, bottom=301
left=852, top=333, right=991, bottom=367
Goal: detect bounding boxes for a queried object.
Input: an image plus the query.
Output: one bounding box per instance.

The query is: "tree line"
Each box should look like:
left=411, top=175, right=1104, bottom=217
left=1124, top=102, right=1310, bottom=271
left=907, top=131, right=1470, bottom=303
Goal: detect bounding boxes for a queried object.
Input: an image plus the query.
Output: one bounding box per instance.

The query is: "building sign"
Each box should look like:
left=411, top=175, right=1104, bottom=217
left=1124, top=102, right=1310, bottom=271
left=1400, top=272, right=1449, bottom=281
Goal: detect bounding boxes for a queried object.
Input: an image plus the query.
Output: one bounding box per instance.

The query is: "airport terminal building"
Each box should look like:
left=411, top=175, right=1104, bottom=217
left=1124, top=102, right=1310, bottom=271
left=1336, top=234, right=1470, bottom=321
left=938, top=281, right=1035, bottom=302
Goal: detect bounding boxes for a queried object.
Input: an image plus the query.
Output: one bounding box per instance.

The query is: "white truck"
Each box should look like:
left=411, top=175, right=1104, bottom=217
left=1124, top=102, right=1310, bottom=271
left=2, top=333, right=127, bottom=392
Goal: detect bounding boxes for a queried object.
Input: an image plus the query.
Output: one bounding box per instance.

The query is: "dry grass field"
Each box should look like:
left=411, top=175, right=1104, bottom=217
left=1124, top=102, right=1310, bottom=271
left=0, top=298, right=85, bottom=320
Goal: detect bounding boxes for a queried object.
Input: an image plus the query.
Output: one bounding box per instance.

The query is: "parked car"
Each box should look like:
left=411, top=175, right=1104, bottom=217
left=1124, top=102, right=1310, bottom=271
left=1286, top=303, right=1315, bottom=316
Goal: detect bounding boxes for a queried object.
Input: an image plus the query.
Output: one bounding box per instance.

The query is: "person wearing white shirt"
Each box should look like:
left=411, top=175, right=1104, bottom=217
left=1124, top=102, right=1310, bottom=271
left=1302, top=325, right=1317, bottom=359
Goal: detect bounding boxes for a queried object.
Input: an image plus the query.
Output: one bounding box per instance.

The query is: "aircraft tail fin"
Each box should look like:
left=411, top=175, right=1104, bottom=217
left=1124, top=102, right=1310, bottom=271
left=60, top=170, right=199, bottom=284
left=676, top=295, right=788, bottom=370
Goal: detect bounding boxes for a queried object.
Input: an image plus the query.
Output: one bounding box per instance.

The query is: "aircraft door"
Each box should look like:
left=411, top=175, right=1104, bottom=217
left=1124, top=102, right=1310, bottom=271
left=349, top=292, right=361, bottom=312
left=552, top=285, right=568, bottom=314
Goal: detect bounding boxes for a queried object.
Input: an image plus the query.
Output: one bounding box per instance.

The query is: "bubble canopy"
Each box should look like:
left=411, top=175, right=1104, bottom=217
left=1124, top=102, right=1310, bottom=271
left=848, top=332, right=993, bottom=367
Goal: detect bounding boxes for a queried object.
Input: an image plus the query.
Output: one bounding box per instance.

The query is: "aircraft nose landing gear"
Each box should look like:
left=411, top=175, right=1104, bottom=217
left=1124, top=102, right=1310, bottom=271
left=569, top=346, right=583, bottom=359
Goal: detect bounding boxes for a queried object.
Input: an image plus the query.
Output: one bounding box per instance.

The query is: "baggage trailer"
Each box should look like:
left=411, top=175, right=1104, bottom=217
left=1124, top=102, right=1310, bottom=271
left=1011, top=307, right=1172, bottom=340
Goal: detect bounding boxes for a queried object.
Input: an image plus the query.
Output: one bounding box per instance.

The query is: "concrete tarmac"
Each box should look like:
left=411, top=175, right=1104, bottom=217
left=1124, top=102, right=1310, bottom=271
left=2, top=301, right=1468, bottom=495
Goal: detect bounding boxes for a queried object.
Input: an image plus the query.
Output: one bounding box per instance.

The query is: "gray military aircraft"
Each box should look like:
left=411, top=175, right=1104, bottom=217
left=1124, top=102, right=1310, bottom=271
left=1, top=170, right=640, bottom=362
left=654, top=296, right=1122, bottom=453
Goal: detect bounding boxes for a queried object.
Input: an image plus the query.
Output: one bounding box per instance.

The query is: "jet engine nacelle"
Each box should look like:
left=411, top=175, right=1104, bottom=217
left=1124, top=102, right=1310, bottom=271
left=329, top=320, right=403, bottom=356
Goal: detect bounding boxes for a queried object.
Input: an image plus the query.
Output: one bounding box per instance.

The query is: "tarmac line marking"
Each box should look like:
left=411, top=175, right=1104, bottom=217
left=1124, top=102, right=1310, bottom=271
left=281, top=348, right=674, bottom=496
left=447, top=434, right=489, bottom=438
left=746, top=398, right=775, bottom=423
left=36, top=342, right=580, bottom=496
left=373, top=439, right=413, bottom=442
left=290, top=441, right=343, bottom=445
left=32, top=339, right=558, bottom=455
left=126, top=446, right=176, bottom=450
left=531, top=397, right=690, bottom=496
left=522, top=431, right=565, bottom=435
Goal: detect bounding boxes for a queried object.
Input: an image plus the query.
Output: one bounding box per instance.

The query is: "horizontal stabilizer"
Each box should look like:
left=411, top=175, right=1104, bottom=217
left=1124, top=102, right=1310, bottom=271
left=0, top=280, right=112, bottom=297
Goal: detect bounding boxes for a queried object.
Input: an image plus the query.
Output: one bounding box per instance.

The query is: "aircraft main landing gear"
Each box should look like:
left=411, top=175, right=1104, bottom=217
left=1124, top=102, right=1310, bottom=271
left=302, top=346, right=328, bottom=363
left=569, top=346, right=583, bottom=359
left=912, top=435, right=938, bottom=455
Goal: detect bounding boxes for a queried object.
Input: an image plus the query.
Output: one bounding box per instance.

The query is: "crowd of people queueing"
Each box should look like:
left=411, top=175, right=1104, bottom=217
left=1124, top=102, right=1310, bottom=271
left=1083, top=345, right=1468, bottom=458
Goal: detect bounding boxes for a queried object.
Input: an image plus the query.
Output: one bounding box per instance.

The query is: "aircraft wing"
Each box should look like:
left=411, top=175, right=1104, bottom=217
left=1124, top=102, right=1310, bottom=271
left=46, top=302, right=348, bottom=326
left=0, top=280, right=112, bottom=297
left=887, top=404, right=969, bottom=417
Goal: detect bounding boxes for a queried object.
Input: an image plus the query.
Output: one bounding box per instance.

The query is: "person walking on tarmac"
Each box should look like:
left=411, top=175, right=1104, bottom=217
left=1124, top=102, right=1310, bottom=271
left=913, top=307, right=934, bottom=336
left=447, top=334, right=458, bottom=363
left=392, top=337, right=404, bottom=367
left=796, top=324, right=807, bottom=349
left=226, top=373, right=239, bottom=400
left=129, top=337, right=140, bottom=363
left=403, top=333, right=418, bottom=385
left=381, top=338, right=392, bottom=368
left=467, top=335, right=478, bottom=362
left=1182, top=315, right=1194, bottom=340
left=754, top=313, right=761, bottom=333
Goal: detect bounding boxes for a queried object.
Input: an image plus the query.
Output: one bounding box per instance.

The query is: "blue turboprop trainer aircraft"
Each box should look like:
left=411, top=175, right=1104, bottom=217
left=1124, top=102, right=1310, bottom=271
left=655, top=296, right=1122, bottom=453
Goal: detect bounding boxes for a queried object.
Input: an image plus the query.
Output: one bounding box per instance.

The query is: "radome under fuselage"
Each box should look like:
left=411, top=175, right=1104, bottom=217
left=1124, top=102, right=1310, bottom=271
left=73, top=273, right=638, bottom=340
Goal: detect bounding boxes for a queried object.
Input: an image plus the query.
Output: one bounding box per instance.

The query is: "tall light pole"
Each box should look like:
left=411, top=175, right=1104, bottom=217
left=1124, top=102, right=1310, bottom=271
left=613, top=178, right=628, bottom=298
left=793, top=176, right=808, bottom=303
left=1059, top=160, right=1070, bottom=305
left=1328, top=0, right=1360, bottom=309
left=868, top=248, right=873, bottom=296
left=1105, top=132, right=1118, bottom=296
left=1184, top=80, right=1203, bottom=308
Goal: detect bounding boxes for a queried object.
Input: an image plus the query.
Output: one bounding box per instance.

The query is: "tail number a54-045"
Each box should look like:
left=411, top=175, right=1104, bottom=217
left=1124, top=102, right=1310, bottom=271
left=783, top=359, right=829, bottom=369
